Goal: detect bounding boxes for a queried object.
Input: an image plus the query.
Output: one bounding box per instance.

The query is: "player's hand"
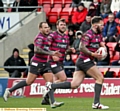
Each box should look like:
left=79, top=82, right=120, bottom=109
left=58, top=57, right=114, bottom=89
left=52, top=50, right=62, bottom=57
left=92, top=52, right=103, bottom=60
left=70, top=48, right=76, bottom=53
left=52, top=56, right=60, bottom=61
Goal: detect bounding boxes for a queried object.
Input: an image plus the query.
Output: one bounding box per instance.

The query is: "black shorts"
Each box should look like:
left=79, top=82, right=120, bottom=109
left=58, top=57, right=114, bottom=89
left=29, top=60, right=51, bottom=76
left=50, top=62, right=64, bottom=74
left=75, top=58, right=95, bottom=73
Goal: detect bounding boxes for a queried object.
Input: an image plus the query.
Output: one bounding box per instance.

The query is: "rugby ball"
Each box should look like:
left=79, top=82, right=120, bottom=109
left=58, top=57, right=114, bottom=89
left=97, top=47, right=107, bottom=60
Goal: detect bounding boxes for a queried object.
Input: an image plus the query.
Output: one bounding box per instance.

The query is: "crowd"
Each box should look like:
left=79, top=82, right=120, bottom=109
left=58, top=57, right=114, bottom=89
left=2, top=0, right=120, bottom=79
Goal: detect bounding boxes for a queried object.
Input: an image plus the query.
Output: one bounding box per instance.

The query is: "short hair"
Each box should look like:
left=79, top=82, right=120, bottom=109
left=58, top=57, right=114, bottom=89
left=56, top=18, right=66, bottom=25
left=39, top=22, right=48, bottom=28
left=91, top=16, right=103, bottom=24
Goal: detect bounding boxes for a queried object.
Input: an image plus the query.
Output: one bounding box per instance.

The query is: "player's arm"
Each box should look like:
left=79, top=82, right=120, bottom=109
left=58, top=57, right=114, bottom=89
left=34, top=46, right=53, bottom=55
left=79, top=41, right=92, bottom=56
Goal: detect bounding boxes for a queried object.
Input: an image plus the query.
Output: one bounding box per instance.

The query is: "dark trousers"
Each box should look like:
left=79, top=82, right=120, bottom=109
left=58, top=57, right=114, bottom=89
left=9, top=70, right=21, bottom=78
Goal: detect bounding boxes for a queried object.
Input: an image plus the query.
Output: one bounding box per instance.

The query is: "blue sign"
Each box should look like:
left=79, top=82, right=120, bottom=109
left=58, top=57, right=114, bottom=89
left=0, top=78, right=8, bottom=96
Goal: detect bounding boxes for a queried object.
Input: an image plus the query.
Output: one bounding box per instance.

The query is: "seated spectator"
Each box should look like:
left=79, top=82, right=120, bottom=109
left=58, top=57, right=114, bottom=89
left=71, top=0, right=81, bottom=7
left=103, top=13, right=117, bottom=42
left=88, top=0, right=101, bottom=17
left=4, top=48, right=26, bottom=78
left=97, top=44, right=110, bottom=66
left=72, top=30, right=82, bottom=55
left=100, top=0, right=111, bottom=19
left=63, top=54, right=75, bottom=78
left=116, top=11, right=120, bottom=19
left=0, top=0, right=4, bottom=12
left=72, top=2, right=88, bottom=30
left=68, top=25, right=76, bottom=46
left=116, top=18, right=120, bottom=42
left=80, top=15, right=91, bottom=33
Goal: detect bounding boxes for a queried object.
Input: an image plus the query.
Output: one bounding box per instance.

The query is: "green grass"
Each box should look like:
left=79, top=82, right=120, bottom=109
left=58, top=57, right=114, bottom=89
left=0, top=97, right=120, bottom=111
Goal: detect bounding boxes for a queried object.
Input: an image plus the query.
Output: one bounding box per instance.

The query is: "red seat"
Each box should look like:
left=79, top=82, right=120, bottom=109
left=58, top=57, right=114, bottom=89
left=53, top=0, right=64, bottom=6
left=41, top=0, right=52, bottom=5
left=71, top=54, right=78, bottom=64
left=109, top=68, right=120, bottom=77
left=64, top=0, right=72, bottom=4
left=62, top=7, right=73, bottom=15
left=59, top=12, right=69, bottom=23
left=106, top=42, right=117, bottom=51
left=48, top=12, right=58, bottom=23
left=43, top=4, right=51, bottom=16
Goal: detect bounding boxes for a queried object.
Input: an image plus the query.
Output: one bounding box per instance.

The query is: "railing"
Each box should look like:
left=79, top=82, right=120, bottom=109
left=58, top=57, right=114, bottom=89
left=0, top=6, right=43, bottom=39
left=0, top=65, right=120, bottom=69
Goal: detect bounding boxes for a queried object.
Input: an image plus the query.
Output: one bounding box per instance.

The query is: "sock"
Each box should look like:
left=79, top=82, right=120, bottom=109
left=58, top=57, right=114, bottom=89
left=9, top=80, right=28, bottom=93
left=48, top=89, right=55, bottom=104
left=51, top=81, right=71, bottom=89
left=94, top=83, right=102, bottom=104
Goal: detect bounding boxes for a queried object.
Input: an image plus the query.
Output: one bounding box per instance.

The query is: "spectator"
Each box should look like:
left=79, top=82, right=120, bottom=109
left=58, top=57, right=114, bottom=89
left=100, top=0, right=111, bottom=19
left=0, top=0, right=4, bottom=12
left=4, top=48, right=26, bottom=78
left=116, top=11, right=120, bottom=19
left=88, top=0, right=101, bottom=17
left=103, top=13, right=117, bottom=42
left=72, top=2, right=88, bottom=30
left=23, top=43, right=34, bottom=78
left=63, top=54, right=75, bottom=78
left=97, top=44, right=110, bottom=65
left=71, top=0, right=81, bottom=7
left=28, top=43, right=34, bottom=66
left=72, top=30, right=82, bottom=55
left=80, top=15, right=91, bottom=33
left=68, top=25, right=76, bottom=46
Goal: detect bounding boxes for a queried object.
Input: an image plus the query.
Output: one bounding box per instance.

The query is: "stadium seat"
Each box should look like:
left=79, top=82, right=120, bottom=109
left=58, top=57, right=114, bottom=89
left=63, top=0, right=72, bottom=5
left=59, top=12, right=69, bottom=23
left=53, top=0, right=64, bottom=7
left=43, top=4, right=51, bottom=16
left=38, top=0, right=53, bottom=7
left=109, top=68, right=120, bottom=77
left=71, top=54, right=78, bottom=64
left=48, top=12, right=58, bottom=23
left=106, top=42, right=117, bottom=51
left=62, top=6, right=73, bottom=15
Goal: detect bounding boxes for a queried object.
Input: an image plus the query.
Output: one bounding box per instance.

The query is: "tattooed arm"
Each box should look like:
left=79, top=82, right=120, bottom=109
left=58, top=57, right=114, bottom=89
left=34, top=46, right=62, bottom=57
left=34, top=46, right=54, bottom=55
left=79, top=41, right=92, bottom=56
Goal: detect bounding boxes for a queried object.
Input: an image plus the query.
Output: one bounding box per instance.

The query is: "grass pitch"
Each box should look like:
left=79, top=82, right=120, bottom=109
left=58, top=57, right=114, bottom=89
left=0, top=97, right=120, bottom=111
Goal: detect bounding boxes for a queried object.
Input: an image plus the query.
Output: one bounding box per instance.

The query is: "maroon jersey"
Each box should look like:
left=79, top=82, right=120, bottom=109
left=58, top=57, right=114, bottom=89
left=48, top=31, right=69, bottom=64
left=79, top=29, right=103, bottom=60
left=32, top=33, right=50, bottom=63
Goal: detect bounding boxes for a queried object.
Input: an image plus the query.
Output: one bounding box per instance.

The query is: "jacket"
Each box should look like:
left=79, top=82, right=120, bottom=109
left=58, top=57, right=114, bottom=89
left=4, top=55, right=26, bottom=73
left=102, top=21, right=117, bottom=37
left=72, top=8, right=88, bottom=24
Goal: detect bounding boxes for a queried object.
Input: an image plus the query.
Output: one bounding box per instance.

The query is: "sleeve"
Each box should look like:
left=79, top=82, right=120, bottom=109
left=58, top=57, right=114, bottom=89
left=81, top=34, right=90, bottom=46
left=4, top=58, right=13, bottom=73
left=34, top=37, right=43, bottom=48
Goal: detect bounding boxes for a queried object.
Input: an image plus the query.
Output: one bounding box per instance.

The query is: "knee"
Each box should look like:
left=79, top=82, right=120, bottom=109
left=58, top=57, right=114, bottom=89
left=59, top=77, right=67, bottom=82
left=97, top=75, right=104, bottom=84
left=71, top=82, right=80, bottom=89
left=26, top=80, right=34, bottom=85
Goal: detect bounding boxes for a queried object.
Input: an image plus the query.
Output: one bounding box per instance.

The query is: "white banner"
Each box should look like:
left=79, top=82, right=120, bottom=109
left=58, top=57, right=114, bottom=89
left=0, top=13, right=20, bottom=33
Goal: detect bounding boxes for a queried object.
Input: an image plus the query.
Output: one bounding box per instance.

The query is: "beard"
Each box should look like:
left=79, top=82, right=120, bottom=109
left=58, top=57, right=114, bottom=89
left=96, top=27, right=102, bottom=34
left=59, top=29, right=66, bottom=34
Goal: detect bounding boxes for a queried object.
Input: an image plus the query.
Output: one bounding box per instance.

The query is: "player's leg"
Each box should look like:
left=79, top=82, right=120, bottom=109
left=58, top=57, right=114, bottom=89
left=3, top=72, right=37, bottom=102
left=86, top=65, right=109, bottom=109
left=41, top=72, right=53, bottom=105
